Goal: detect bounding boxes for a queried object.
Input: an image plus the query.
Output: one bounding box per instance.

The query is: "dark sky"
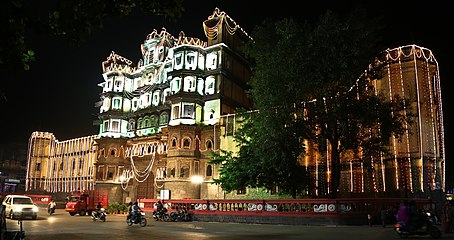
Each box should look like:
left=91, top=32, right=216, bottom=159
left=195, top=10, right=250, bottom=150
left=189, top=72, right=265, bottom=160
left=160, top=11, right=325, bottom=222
left=1, top=1, right=451, bottom=185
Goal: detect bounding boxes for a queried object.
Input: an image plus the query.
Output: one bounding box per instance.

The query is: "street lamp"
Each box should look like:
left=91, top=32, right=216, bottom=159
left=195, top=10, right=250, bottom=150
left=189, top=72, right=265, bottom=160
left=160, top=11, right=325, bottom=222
left=191, top=175, right=203, bottom=199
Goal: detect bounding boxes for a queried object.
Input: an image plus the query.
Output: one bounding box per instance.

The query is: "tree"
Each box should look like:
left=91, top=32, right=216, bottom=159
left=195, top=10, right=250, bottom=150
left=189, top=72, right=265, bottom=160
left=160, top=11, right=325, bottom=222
left=210, top=109, right=311, bottom=198
left=304, top=78, right=413, bottom=197
left=211, top=7, right=412, bottom=198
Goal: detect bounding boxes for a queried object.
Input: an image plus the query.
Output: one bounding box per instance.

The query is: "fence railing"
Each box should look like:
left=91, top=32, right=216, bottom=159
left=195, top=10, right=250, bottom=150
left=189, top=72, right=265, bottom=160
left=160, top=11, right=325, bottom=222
left=138, top=197, right=432, bottom=217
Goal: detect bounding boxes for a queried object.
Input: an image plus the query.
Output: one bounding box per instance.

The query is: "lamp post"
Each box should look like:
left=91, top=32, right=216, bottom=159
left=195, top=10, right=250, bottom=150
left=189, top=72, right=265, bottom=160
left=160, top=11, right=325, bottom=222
left=191, top=175, right=203, bottom=199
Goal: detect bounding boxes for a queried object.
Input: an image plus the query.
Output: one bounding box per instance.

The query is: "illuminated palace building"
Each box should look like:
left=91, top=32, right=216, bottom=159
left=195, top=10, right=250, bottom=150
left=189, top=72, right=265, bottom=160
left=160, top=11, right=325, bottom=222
left=26, top=8, right=445, bottom=202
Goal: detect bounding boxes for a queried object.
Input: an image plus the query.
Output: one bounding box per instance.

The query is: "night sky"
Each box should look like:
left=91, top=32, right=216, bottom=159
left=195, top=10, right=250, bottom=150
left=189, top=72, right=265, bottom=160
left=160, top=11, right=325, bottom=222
left=0, top=1, right=451, bottom=185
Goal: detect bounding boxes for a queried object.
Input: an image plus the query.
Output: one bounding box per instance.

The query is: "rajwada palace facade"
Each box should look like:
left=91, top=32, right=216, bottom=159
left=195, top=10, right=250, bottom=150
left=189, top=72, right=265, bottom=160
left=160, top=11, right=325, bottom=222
left=26, top=8, right=445, bottom=204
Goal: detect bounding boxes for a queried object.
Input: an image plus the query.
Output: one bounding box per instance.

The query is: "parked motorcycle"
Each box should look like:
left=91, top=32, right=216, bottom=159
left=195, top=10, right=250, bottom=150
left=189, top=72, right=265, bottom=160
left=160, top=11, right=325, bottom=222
left=91, top=208, right=107, bottom=222
left=127, top=211, right=147, bottom=227
left=394, top=211, right=441, bottom=239
left=152, top=208, right=170, bottom=221
left=169, top=208, right=191, bottom=222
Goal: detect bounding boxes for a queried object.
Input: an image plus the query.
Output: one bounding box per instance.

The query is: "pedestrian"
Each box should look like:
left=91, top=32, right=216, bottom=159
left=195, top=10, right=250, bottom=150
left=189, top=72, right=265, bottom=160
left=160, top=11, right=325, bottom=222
left=396, top=200, right=410, bottom=225
left=368, top=212, right=372, bottom=227
left=445, top=202, right=454, bottom=233
left=380, top=207, right=387, bottom=228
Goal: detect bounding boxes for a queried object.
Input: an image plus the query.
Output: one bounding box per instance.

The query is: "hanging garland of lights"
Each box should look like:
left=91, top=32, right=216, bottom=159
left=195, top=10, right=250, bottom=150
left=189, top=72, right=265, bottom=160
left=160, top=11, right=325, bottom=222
left=120, top=169, right=133, bottom=190
left=154, top=175, right=165, bottom=189
left=120, top=144, right=158, bottom=190
left=130, top=151, right=156, bottom=181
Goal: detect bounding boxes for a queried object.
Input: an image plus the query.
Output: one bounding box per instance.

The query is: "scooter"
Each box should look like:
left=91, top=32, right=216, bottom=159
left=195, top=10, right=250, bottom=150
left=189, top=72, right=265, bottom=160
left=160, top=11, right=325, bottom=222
left=91, top=208, right=107, bottom=222
left=394, top=211, right=441, bottom=239
left=127, top=211, right=147, bottom=227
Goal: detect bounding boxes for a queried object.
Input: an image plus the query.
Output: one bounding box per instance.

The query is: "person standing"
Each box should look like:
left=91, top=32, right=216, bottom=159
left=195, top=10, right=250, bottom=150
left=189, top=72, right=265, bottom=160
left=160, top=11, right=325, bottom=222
left=131, top=202, right=141, bottom=221
left=380, top=207, right=387, bottom=228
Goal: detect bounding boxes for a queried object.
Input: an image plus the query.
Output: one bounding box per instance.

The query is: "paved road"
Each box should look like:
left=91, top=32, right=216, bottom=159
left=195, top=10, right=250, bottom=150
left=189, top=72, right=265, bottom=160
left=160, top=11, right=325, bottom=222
left=5, top=208, right=454, bottom=240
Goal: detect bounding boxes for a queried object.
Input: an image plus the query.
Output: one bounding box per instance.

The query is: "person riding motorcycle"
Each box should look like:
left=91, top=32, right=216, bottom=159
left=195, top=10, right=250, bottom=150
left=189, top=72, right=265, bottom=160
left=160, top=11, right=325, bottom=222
left=131, top=202, right=141, bottom=222
left=126, top=202, right=133, bottom=220
left=48, top=199, right=57, bottom=214
left=408, top=201, right=426, bottom=231
left=396, top=200, right=410, bottom=225
left=93, top=202, right=103, bottom=219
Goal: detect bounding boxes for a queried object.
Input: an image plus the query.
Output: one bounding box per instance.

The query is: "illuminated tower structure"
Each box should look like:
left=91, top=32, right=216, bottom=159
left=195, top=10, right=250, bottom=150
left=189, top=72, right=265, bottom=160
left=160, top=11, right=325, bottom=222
left=304, top=45, right=445, bottom=197
left=91, top=8, right=252, bottom=202
left=371, top=45, right=444, bottom=194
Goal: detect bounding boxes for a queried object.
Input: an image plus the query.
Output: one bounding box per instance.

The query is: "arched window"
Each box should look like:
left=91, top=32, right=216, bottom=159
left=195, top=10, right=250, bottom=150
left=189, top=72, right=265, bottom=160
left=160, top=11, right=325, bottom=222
left=183, top=138, right=190, bottom=148
left=128, top=120, right=135, bottom=130
left=206, top=140, right=213, bottom=150
left=159, top=112, right=169, bottom=125
left=110, top=149, right=116, bottom=156
left=140, top=146, right=144, bottom=155
left=206, top=165, right=213, bottom=177
left=171, top=138, right=177, bottom=148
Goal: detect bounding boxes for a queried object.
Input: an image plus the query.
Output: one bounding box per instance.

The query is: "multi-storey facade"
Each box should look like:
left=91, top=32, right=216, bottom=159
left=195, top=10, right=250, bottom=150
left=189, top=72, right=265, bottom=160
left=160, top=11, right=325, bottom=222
left=26, top=132, right=97, bottom=193
left=26, top=9, right=445, bottom=203
left=27, top=8, right=252, bottom=203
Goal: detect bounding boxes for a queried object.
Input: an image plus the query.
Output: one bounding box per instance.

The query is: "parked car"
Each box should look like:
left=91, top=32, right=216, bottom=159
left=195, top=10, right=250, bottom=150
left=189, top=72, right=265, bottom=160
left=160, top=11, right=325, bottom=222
left=2, top=194, right=39, bottom=220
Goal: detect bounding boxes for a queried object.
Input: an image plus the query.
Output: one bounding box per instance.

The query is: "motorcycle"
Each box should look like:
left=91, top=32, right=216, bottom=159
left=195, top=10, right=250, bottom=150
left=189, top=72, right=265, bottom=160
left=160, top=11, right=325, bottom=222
left=169, top=208, right=191, bottom=222
left=48, top=206, right=56, bottom=215
left=394, top=211, right=441, bottom=239
left=91, top=208, right=107, bottom=222
left=152, top=207, right=170, bottom=221
left=127, top=211, right=147, bottom=227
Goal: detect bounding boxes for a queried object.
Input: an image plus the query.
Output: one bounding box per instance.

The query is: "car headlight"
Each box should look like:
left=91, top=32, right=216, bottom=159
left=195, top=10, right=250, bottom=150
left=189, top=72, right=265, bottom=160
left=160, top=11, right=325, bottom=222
left=33, top=205, right=39, bottom=212
left=14, top=206, right=23, bottom=212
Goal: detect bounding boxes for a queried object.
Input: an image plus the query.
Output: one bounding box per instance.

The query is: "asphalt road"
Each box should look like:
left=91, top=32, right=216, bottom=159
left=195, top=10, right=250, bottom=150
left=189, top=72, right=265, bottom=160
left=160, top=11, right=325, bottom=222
left=5, top=208, right=454, bottom=240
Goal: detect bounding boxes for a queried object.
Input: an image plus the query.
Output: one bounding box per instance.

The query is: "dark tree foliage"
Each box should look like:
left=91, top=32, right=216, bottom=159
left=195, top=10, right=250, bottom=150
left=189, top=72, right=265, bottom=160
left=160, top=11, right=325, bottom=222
left=0, top=0, right=184, bottom=71
left=211, top=7, right=412, bottom=198
left=210, top=109, right=311, bottom=198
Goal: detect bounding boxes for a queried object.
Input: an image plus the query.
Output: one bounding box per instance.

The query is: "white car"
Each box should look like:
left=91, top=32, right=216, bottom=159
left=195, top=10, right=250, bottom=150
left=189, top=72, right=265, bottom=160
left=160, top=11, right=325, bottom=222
left=2, top=194, right=39, bottom=220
